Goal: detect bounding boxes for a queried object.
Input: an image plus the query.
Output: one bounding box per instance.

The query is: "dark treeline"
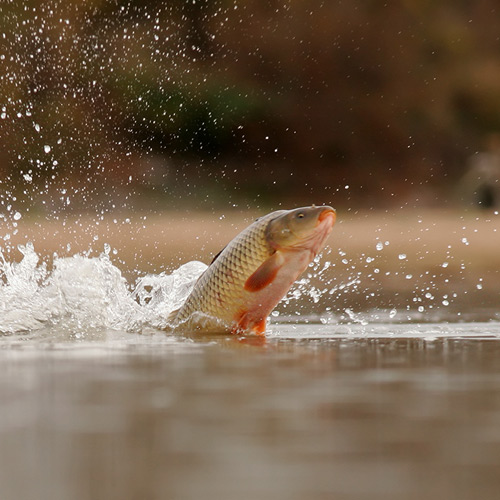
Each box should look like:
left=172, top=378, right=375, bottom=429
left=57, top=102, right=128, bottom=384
left=1, top=0, right=500, bottom=207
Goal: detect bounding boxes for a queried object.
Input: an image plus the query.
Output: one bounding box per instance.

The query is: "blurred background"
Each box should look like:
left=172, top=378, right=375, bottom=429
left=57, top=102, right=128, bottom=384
left=1, top=0, right=500, bottom=215
left=2, top=7, right=500, bottom=500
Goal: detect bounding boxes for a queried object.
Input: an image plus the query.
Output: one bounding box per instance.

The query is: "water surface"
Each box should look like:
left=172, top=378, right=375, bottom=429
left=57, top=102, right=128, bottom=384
left=1, top=322, right=500, bottom=500
left=1, top=212, right=499, bottom=499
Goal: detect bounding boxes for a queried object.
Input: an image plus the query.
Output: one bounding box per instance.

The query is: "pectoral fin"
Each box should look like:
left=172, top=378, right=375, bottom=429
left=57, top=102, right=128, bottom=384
left=244, top=251, right=284, bottom=292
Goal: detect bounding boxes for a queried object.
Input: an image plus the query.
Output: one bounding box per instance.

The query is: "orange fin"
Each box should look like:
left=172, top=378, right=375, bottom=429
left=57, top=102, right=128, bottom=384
left=244, top=251, right=284, bottom=292
left=232, top=310, right=249, bottom=334
left=231, top=313, right=267, bottom=336
left=252, top=318, right=267, bottom=335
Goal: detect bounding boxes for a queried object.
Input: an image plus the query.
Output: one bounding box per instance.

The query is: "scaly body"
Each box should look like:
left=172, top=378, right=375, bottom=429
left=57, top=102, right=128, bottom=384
left=169, top=205, right=336, bottom=334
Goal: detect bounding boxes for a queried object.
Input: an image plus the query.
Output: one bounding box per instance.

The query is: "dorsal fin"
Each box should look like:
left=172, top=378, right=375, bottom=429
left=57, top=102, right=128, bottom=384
left=210, top=246, right=226, bottom=265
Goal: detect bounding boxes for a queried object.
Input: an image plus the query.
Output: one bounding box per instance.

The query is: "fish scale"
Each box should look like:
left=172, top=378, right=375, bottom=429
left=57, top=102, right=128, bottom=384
left=172, top=211, right=282, bottom=328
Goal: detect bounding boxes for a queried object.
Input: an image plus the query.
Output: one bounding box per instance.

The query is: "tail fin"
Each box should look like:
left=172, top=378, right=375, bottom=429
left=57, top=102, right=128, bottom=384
left=167, top=307, right=180, bottom=325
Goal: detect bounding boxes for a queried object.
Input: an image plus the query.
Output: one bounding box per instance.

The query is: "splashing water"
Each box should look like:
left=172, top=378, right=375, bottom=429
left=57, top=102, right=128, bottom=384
left=0, top=242, right=346, bottom=336
left=132, top=260, right=208, bottom=330
left=0, top=243, right=207, bottom=335
left=0, top=229, right=493, bottom=336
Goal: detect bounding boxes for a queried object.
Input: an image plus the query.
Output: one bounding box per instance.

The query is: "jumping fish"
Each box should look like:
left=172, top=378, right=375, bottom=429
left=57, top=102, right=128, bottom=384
left=168, top=205, right=336, bottom=335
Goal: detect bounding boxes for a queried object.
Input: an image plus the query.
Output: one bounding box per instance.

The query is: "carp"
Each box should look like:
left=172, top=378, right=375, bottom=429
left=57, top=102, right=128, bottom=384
left=168, top=205, right=336, bottom=334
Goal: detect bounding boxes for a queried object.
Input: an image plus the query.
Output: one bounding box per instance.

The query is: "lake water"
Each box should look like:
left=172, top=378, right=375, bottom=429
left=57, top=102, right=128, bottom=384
left=1, top=212, right=499, bottom=500
left=1, top=321, right=500, bottom=500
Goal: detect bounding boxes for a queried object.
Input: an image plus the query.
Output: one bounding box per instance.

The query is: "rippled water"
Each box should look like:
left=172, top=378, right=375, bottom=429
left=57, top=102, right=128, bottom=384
left=1, top=322, right=500, bottom=500
left=1, top=244, right=500, bottom=499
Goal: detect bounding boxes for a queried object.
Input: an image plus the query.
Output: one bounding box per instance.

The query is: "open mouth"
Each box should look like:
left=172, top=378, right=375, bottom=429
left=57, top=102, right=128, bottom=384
left=317, top=207, right=336, bottom=226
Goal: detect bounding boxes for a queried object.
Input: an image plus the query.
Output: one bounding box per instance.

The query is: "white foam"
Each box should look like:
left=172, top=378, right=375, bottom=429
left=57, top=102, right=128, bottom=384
left=0, top=243, right=207, bottom=335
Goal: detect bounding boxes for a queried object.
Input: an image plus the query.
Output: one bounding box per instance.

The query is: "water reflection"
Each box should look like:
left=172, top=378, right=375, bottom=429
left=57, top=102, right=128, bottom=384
left=0, top=330, right=500, bottom=500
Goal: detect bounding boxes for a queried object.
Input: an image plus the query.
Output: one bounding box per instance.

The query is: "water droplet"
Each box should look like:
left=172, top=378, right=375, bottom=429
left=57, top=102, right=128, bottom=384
left=376, top=242, right=383, bottom=251
left=13, top=212, right=21, bottom=221
left=44, top=145, right=51, bottom=153
left=398, top=254, right=407, bottom=260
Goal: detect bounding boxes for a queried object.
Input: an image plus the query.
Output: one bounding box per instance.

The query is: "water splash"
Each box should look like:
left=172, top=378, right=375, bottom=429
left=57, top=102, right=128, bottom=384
left=0, top=242, right=370, bottom=335
left=0, top=243, right=207, bottom=335
left=0, top=233, right=495, bottom=336
left=132, top=260, right=208, bottom=330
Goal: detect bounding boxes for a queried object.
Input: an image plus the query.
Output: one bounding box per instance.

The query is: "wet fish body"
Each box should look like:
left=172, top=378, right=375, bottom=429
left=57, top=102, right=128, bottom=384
left=169, top=205, right=336, bottom=334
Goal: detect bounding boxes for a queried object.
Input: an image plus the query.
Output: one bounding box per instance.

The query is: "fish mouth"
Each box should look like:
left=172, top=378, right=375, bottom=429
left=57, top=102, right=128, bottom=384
left=316, top=207, right=336, bottom=226
left=307, top=207, right=336, bottom=254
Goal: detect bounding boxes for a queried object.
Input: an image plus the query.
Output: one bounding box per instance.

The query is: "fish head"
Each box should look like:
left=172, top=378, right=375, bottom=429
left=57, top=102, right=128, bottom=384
left=265, top=205, right=336, bottom=253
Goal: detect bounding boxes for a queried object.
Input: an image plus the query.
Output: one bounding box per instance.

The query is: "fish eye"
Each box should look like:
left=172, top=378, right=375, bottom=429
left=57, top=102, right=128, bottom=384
left=296, top=213, right=305, bottom=219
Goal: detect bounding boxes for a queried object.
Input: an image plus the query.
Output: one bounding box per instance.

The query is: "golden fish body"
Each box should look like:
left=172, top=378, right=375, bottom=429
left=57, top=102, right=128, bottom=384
left=169, top=205, right=336, bottom=334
